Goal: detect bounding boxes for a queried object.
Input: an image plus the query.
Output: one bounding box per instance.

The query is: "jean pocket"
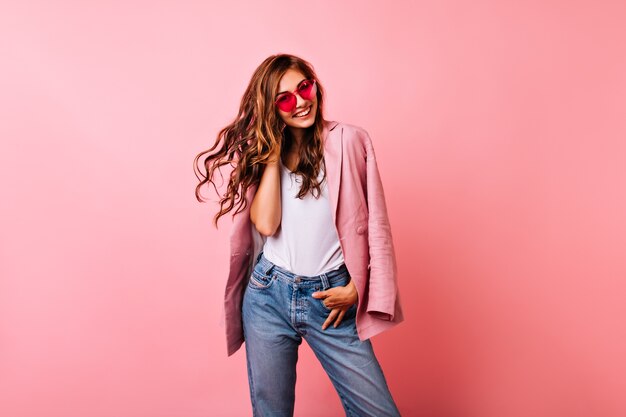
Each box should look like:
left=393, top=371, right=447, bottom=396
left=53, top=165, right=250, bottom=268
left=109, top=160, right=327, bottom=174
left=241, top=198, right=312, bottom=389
left=248, top=269, right=277, bottom=290
left=318, top=276, right=356, bottom=311
left=321, top=299, right=358, bottom=312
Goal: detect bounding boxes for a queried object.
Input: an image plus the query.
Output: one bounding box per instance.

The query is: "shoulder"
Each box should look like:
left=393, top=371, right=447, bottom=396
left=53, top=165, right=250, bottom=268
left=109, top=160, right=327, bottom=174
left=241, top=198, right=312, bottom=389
left=332, top=121, right=372, bottom=148
left=333, top=121, right=369, bottom=138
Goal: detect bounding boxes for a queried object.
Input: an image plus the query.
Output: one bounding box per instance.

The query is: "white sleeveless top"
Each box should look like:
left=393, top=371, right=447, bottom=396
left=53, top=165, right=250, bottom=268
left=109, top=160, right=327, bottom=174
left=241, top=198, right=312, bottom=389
left=261, top=159, right=345, bottom=277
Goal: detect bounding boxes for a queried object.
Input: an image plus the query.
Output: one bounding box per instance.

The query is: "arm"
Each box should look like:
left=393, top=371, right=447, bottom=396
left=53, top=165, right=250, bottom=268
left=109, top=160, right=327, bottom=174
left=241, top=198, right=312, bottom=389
left=363, top=129, right=399, bottom=321
left=250, top=148, right=282, bottom=236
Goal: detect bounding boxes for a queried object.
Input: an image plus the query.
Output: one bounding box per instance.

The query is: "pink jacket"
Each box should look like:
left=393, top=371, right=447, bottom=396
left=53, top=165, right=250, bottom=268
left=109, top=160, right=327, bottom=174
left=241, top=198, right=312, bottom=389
left=219, top=120, right=404, bottom=356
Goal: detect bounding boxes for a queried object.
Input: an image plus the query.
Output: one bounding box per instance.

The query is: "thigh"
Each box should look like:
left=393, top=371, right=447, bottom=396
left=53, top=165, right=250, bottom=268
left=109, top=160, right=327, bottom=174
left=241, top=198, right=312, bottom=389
left=303, top=278, right=401, bottom=417
left=242, top=264, right=302, bottom=417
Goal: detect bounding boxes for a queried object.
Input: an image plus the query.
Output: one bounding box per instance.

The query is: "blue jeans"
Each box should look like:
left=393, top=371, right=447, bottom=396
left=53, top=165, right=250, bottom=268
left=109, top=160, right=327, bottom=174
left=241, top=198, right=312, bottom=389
left=242, top=251, right=401, bottom=417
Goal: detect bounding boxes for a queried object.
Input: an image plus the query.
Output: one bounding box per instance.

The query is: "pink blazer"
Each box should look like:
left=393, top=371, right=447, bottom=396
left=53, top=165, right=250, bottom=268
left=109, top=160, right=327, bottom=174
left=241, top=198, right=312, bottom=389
left=219, top=120, right=405, bottom=356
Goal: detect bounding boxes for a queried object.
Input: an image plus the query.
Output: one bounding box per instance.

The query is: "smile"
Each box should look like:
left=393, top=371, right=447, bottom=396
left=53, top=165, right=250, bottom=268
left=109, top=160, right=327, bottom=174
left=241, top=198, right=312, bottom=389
left=293, top=106, right=311, bottom=118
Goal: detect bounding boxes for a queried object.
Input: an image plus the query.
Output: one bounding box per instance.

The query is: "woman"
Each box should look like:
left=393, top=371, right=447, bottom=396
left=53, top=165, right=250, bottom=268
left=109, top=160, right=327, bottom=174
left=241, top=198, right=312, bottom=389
left=194, top=54, right=403, bottom=417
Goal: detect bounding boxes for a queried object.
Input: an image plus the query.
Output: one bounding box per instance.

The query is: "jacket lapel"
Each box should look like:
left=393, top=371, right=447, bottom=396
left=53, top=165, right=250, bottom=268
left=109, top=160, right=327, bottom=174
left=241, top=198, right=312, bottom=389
left=323, top=120, right=341, bottom=224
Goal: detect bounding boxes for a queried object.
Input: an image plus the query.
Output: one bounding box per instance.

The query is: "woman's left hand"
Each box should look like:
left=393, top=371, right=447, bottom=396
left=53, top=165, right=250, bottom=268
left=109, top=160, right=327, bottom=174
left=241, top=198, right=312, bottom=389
left=311, top=279, right=358, bottom=330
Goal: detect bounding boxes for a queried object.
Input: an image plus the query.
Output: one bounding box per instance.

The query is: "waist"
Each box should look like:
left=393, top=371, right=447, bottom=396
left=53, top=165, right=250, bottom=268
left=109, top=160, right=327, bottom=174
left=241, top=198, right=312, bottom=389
left=256, top=251, right=349, bottom=282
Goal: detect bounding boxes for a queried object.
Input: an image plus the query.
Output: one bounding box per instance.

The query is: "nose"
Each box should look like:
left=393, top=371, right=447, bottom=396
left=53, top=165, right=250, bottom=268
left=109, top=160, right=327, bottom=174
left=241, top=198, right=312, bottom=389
left=295, top=93, right=307, bottom=107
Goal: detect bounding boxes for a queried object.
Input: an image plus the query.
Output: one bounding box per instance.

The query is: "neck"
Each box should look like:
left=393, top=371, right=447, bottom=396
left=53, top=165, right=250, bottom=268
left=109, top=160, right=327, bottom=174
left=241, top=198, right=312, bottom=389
left=288, top=126, right=306, bottom=144
left=286, top=127, right=306, bottom=151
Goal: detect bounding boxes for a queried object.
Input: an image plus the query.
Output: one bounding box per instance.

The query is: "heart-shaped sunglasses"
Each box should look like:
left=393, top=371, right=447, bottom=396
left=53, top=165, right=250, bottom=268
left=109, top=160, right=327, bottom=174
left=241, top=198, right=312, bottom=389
left=275, top=79, right=317, bottom=113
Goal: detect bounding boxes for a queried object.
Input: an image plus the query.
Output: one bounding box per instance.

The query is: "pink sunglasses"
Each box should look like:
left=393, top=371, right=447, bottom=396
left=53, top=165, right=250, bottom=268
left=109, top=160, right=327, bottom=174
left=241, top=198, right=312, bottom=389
left=275, top=79, right=317, bottom=113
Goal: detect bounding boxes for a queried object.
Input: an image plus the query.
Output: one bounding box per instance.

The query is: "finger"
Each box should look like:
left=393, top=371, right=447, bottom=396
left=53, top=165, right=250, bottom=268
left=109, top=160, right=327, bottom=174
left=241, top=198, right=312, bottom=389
left=322, top=309, right=340, bottom=330
left=312, top=290, right=329, bottom=298
left=333, top=309, right=347, bottom=328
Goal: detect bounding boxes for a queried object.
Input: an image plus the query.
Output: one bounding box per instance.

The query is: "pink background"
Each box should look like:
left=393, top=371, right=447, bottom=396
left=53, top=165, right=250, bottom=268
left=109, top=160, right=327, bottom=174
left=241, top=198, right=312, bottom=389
left=1, top=1, right=625, bottom=416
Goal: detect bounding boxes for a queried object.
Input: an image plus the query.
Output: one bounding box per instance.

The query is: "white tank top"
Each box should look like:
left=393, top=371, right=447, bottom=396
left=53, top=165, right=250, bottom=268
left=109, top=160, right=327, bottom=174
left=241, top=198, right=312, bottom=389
left=261, top=159, right=345, bottom=277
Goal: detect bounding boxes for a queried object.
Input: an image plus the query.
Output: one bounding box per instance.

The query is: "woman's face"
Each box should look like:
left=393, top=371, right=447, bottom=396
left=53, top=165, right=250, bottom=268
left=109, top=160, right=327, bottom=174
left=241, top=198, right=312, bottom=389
left=275, top=68, right=318, bottom=132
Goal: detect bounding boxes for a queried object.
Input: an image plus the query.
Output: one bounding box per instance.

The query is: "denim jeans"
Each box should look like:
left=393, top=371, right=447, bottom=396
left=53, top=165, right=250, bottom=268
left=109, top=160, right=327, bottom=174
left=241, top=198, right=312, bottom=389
left=242, top=251, right=401, bottom=417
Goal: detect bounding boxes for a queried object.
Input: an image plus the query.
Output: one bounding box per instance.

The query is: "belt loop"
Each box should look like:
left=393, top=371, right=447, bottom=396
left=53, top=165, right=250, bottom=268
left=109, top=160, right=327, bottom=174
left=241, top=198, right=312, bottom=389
left=259, top=252, right=275, bottom=275
left=320, top=272, right=330, bottom=290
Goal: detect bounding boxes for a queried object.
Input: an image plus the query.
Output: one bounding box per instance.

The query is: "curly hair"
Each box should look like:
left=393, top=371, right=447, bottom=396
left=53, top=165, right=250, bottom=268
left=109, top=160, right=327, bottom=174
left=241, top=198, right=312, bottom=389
left=193, top=53, right=329, bottom=228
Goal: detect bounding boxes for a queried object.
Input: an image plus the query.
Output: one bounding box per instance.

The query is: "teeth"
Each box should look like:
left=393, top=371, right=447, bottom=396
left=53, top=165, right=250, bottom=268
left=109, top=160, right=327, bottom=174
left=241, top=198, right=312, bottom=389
left=294, top=106, right=311, bottom=117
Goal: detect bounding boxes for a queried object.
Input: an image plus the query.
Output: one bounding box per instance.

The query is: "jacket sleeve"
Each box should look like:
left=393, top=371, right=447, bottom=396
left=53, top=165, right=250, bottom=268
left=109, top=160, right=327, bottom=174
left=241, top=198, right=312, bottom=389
left=362, top=129, right=399, bottom=321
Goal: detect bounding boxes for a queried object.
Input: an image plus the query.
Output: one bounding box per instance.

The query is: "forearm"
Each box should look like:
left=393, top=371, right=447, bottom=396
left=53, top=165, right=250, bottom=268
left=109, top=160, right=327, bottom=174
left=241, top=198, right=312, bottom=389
left=250, top=158, right=282, bottom=236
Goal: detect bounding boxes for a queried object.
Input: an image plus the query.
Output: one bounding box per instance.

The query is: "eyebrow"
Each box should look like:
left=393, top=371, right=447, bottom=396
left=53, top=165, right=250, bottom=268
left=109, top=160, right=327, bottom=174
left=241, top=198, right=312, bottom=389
left=275, top=78, right=307, bottom=98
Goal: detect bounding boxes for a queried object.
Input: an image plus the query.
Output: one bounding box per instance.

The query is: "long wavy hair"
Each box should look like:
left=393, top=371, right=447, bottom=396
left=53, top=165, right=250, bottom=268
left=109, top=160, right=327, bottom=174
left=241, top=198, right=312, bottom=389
left=194, top=54, right=329, bottom=228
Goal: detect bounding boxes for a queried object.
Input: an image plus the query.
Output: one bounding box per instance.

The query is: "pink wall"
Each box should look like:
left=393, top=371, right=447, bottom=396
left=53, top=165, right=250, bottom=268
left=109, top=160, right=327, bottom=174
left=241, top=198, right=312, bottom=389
left=1, top=1, right=625, bottom=416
